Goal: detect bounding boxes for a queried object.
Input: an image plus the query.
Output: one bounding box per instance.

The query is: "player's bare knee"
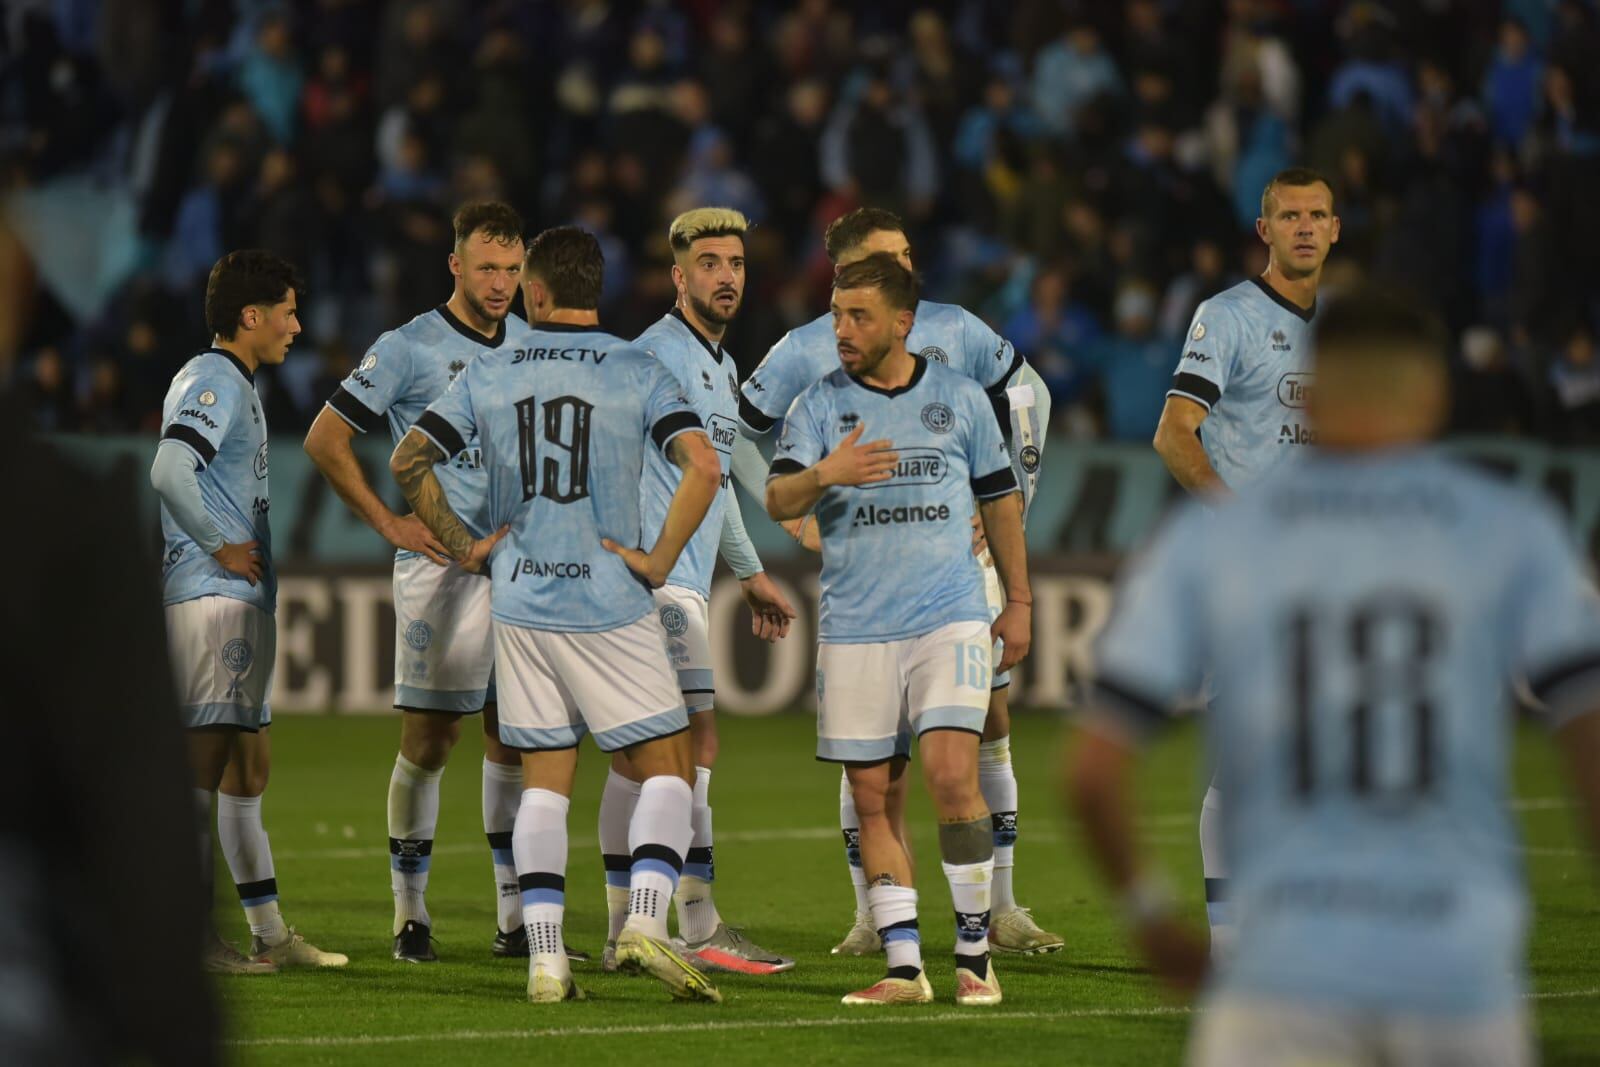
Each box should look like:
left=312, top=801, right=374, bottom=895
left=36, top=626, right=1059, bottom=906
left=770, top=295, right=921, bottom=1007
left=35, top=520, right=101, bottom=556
left=400, top=710, right=461, bottom=769
left=922, top=761, right=981, bottom=814
left=937, top=815, right=994, bottom=865
left=984, top=688, right=1011, bottom=739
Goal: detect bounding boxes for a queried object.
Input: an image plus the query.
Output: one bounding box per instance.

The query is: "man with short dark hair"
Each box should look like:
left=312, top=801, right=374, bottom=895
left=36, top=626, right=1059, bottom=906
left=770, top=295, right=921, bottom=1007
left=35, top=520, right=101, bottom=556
left=150, top=249, right=346, bottom=973
left=766, top=253, right=1032, bottom=1005
left=303, top=201, right=547, bottom=963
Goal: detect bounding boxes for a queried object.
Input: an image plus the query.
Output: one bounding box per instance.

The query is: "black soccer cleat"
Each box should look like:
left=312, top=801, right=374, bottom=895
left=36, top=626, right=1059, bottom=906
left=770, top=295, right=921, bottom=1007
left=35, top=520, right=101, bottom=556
left=393, top=920, right=438, bottom=963
left=492, top=925, right=591, bottom=962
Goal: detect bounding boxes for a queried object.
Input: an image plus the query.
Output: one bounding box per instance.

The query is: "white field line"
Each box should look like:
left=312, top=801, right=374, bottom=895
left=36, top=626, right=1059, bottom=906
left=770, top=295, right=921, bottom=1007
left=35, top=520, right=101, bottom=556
left=227, top=989, right=1600, bottom=1050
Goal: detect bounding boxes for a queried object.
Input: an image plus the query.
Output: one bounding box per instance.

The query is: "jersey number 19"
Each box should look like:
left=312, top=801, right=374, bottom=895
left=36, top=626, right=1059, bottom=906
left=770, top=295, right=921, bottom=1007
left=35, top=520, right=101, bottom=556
left=516, top=394, right=593, bottom=504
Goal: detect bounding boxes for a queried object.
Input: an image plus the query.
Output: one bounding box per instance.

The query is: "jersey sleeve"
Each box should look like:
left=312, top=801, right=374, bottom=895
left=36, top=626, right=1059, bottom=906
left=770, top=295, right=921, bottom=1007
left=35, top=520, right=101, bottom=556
left=768, top=388, right=826, bottom=476
left=1168, top=300, right=1240, bottom=412
left=413, top=364, right=476, bottom=458
left=1088, top=507, right=1209, bottom=742
left=740, top=330, right=810, bottom=434
left=1511, top=506, right=1600, bottom=728
left=642, top=357, right=704, bottom=454
left=160, top=371, right=242, bottom=469
left=326, top=333, right=414, bottom=433
left=960, top=306, right=1023, bottom=392
left=965, top=384, right=1018, bottom=500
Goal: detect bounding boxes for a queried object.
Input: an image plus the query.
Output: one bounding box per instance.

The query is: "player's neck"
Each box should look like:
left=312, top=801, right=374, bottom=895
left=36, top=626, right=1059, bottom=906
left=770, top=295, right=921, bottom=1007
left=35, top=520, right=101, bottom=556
left=212, top=337, right=259, bottom=374
left=445, top=290, right=501, bottom=338
left=538, top=307, right=600, bottom=327
left=676, top=300, right=726, bottom=345
left=860, top=345, right=916, bottom=391
left=1260, top=262, right=1319, bottom=310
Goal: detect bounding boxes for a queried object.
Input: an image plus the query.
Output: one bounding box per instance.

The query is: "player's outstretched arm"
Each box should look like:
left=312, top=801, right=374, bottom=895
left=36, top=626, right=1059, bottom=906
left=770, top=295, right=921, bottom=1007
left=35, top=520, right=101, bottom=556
left=305, top=408, right=450, bottom=564
left=1558, top=710, right=1600, bottom=866
left=765, top=424, right=897, bottom=520
left=720, top=491, right=797, bottom=642
left=979, top=490, right=1031, bottom=672
left=1153, top=396, right=1230, bottom=499
left=390, top=428, right=506, bottom=572
left=605, top=430, right=721, bottom=588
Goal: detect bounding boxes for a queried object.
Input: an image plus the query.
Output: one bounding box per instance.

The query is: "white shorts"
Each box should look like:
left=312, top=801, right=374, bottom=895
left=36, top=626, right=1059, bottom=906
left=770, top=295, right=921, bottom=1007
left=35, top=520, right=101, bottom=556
left=1188, top=995, right=1532, bottom=1067
left=981, top=552, right=1011, bottom=690
left=165, top=595, right=276, bottom=731
left=815, top=620, right=993, bottom=762
left=655, top=584, right=714, bottom=713
left=393, top=555, right=495, bottom=713
left=493, top=614, right=689, bottom=752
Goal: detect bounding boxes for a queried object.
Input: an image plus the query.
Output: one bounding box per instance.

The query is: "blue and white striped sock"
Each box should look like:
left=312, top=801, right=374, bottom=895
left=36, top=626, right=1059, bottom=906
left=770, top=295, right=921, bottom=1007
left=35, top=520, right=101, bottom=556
left=482, top=758, right=522, bottom=934
left=387, top=754, right=441, bottom=933
left=869, top=884, right=922, bottom=977
left=217, top=792, right=288, bottom=945
left=513, top=788, right=570, bottom=971
left=626, top=776, right=692, bottom=941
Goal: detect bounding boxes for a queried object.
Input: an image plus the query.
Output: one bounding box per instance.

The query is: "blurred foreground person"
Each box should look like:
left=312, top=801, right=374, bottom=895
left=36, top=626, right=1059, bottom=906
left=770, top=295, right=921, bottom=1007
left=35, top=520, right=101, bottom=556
left=1070, top=287, right=1600, bottom=1066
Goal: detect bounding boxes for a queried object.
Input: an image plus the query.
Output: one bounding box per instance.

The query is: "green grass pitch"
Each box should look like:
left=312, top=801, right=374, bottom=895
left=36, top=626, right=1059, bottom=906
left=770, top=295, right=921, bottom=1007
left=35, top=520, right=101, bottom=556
left=217, top=712, right=1599, bottom=1065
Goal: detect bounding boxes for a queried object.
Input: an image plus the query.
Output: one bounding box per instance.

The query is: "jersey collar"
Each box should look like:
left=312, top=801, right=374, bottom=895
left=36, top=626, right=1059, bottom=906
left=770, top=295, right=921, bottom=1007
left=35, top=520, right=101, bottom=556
left=1250, top=276, right=1316, bottom=323
left=850, top=353, right=927, bottom=398
left=670, top=307, right=727, bottom=364
left=435, top=303, right=507, bottom=347
left=205, top=347, right=255, bottom=384
left=534, top=321, right=601, bottom=333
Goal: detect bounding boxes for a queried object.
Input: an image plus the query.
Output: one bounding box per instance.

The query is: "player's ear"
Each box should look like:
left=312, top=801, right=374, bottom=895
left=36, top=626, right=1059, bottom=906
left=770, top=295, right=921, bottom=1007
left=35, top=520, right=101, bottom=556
left=241, top=305, right=260, bottom=332
left=671, top=262, right=685, bottom=297
left=448, top=251, right=462, bottom=279
left=1329, top=214, right=1341, bottom=244
left=1255, top=215, right=1269, bottom=244
left=895, top=308, right=914, bottom=340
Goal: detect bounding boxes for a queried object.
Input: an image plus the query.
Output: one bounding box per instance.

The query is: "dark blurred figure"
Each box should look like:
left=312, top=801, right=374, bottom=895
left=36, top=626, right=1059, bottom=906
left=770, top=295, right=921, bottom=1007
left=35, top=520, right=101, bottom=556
left=22, top=347, right=75, bottom=432
left=1450, top=326, right=1538, bottom=437
left=1548, top=323, right=1600, bottom=445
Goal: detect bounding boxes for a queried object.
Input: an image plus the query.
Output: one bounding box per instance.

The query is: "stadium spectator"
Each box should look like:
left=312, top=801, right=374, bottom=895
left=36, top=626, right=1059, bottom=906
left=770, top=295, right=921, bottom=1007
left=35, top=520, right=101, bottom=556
left=1029, top=19, right=1122, bottom=141
left=1092, top=281, right=1176, bottom=442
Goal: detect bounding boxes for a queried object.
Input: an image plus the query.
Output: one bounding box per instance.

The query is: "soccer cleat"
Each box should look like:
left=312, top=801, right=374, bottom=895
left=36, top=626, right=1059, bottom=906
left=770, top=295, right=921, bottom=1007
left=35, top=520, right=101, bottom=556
left=988, top=907, right=1064, bottom=955
left=393, top=920, right=437, bottom=963
left=601, top=939, right=619, bottom=973
left=527, top=959, right=585, bottom=1003
left=831, top=911, right=882, bottom=956
left=493, top=925, right=593, bottom=962
left=206, top=935, right=278, bottom=975
left=841, top=970, right=934, bottom=1005
left=955, top=962, right=1003, bottom=1006
left=252, top=928, right=349, bottom=968
left=683, top=923, right=795, bottom=975
left=614, top=928, right=722, bottom=1003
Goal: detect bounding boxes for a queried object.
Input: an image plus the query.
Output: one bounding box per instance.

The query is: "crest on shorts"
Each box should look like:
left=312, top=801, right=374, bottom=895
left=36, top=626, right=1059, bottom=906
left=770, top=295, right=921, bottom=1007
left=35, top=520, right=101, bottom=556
left=1020, top=445, right=1040, bottom=473
left=198, top=390, right=217, bottom=406
left=405, top=620, right=433, bottom=651
left=919, top=346, right=949, bottom=364
left=659, top=603, right=689, bottom=637
left=360, top=352, right=378, bottom=372
left=222, top=638, right=253, bottom=699
left=921, top=402, right=954, bottom=434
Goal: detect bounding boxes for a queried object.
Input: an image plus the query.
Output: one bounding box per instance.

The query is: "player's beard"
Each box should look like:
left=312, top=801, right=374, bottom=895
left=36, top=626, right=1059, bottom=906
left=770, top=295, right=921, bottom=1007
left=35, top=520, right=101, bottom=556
left=689, top=288, right=741, bottom=328
left=463, top=286, right=511, bottom=325
left=841, top=336, right=893, bottom=378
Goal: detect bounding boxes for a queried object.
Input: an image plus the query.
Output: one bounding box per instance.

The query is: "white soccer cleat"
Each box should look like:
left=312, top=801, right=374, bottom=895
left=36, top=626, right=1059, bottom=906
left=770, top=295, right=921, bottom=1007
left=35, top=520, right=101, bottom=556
left=841, top=970, right=934, bottom=1005
left=988, top=907, right=1063, bottom=955
left=601, top=938, right=620, bottom=973
left=831, top=911, right=882, bottom=956
left=251, top=928, right=349, bottom=968
left=955, top=962, right=1003, bottom=1006
left=614, top=928, right=722, bottom=1003
left=527, top=956, right=585, bottom=1003
left=206, top=934, right=277, bottom=976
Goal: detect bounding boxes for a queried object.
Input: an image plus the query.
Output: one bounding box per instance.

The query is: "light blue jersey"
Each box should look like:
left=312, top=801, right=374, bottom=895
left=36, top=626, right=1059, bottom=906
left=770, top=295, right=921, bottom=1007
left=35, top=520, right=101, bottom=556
left=1093, top=450, right=1600, bottom=1016
left=740, top=299, right=1020, bottom=437
left=1169, top=278, right=1317, bottom=489
left=158, top=348, right=275, bottom=612
left=414, top=322, right=703, bottom=633
left=327, top=305, right=515, bottom=553
left=637, top=310, right=740, bottom=598
left=771, top=356, right=1017, bottom=642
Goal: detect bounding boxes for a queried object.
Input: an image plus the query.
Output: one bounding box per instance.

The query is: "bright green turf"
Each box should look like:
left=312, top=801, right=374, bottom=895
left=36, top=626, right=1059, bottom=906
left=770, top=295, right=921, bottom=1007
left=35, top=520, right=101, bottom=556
left=218, top=713, right=1599, bottom=1065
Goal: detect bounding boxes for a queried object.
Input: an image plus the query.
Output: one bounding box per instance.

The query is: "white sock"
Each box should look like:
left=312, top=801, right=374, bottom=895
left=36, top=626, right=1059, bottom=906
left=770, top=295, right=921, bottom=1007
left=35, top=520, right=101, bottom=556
left=840, top=769, right=869, bottom=916
left=482, top=758, right=522, bottom=934
left=1200, top=783, right=1231, bottom=946
left=599, top=769, right=641, bottom=942
left=675, top=765, right=720, bottom=943
left=868, top=884, right=922, bottom=975
left=217, top=792, right=289, bottom=945
left=979, top=737, right=1020, bottom=913
left=513, top=788, right=571, bottom=976
left=943, top=859, right=995, bottom=977
left=625, top=775, right=692, bottom=941
left=387, top=754, right=442, bottom=934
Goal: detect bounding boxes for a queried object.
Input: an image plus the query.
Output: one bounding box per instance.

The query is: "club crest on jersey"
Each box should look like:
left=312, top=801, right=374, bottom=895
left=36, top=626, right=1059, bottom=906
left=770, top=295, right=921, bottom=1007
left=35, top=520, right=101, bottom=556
left=254, top=441, right=269, bottom=479
left=919, top=346, right=949, bottom=364
left=1020, top=445, right=1041, bottom=473
left=1191, top=322, right=1207, bottom=341
left=360, top=352, right=378, bottom=372
left=838, top=411, right=861, bottom=434
left=921, top=402, right=954, bottom=434
left=448, top=359, right=466, bottom=382
left=1271, top=330, right=1292, bottom=352
left=405, top=620, right=433, bottom=651
left=198, top=390, right=217, bottom=406
left=659, top=603, right=689, bottom=637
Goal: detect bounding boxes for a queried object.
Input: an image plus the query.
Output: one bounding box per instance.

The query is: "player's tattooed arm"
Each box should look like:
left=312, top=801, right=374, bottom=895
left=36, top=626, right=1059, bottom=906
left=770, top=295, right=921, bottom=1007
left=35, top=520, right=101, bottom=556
left=389, top=429, right=477, bottom=564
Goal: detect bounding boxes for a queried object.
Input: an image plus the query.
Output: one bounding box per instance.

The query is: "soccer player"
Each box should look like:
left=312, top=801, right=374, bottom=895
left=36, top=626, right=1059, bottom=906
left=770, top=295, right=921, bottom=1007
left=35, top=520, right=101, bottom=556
left=303, top=201, right=550, bottom=963
left=1152, top=167, right=1340, bottom=956
left=1072, top=287, right=1600, bottom=1066
left=596, top=207, right=798, bottom=974
left=391, top=226, right=725, bottom=1005
left=150, top=250, right=346, bottom=973
left=735, top=207, right=1061, bottom=957
left=766, top=254, right=1031, bottom=1005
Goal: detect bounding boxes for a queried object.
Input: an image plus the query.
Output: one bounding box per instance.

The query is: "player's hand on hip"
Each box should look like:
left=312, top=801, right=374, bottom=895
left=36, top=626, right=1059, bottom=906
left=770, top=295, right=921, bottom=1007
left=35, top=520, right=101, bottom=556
left=212, top=541, right=263, bottom=586
left=387, top=513, right=452, bottom=565
left=740, top=571, right=797, bottom=642
left=1134, top=916, right=1209, bottom=997
left=460, top=525, right=510, bottom=574
left=992, top=601, right=1031, bottom=673
left=601, top=538, right=670, bottom=588
left=816, top=424, right=898, bottom=487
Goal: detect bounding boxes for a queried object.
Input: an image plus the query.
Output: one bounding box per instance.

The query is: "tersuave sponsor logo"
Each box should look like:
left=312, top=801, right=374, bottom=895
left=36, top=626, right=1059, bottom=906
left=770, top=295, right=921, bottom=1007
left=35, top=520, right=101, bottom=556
left=851, top=502, right=952, bottom=527
left=1278, top=372, right=1312, bottom=409
left=707, top=414, right=738, bottom=453
left=860, top=447, right=947, bottom=490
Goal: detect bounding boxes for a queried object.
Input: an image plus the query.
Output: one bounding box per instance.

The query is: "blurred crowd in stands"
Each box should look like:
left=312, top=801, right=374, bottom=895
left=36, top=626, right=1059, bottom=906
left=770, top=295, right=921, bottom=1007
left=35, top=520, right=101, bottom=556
left=4, top=0, right=1599, bottom=444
